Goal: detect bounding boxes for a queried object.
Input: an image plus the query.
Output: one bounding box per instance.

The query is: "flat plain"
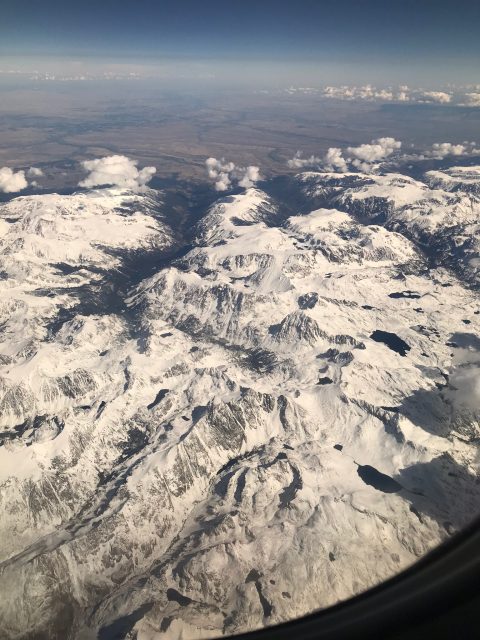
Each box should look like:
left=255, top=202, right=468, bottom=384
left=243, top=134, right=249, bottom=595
left=2, top=79, right=480, bottom=191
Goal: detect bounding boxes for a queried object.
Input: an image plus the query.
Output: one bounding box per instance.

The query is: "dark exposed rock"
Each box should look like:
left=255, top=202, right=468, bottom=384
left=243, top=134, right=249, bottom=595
left=298, top=292, right=319, bottom=310
left=388, top=291, right=421, bottom=299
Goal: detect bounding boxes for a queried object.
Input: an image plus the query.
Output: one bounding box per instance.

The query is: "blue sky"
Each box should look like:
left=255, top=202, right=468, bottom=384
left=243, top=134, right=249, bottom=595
left=1, top=0, right=479, bottom=85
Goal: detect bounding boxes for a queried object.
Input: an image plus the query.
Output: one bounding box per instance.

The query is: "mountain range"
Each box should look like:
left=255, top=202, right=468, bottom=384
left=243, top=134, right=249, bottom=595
left=0, top=165, right=479, bottom=640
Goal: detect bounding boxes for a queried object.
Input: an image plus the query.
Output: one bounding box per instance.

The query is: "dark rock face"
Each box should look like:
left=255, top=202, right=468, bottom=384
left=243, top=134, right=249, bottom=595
left=269, top=311, right=325, bottom=344
left=298, top=292, right=319, bottom=309
left=388, top=291, right=421, bottom=299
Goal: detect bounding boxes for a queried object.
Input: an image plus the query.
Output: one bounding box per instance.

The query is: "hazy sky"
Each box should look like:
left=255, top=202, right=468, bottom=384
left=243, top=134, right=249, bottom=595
left=1, top=0, right=480, bottom=86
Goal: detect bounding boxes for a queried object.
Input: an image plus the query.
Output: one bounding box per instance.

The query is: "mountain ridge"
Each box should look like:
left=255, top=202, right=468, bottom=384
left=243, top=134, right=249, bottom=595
left=0, top=167, right=479, bottom=640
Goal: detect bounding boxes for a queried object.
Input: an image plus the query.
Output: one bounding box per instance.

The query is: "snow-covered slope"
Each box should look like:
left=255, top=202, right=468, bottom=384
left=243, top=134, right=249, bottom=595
left=425, top=165, right=480, bottom=196
left=0, top=172, right=479, bottom=640
left=299, top=168, right=480, bottom=286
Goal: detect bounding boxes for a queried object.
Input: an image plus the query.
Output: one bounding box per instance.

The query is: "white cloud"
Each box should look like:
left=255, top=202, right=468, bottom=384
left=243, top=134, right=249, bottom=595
left=287, top=152, right=322, bottom=169
left=284, top=86, right=321, bottom=96
left=287, top=148, right=347, bottom=172
left=321, top=85, right=473, bottom=106
left=238, top=165, right=261, bottom=189
left=426, top=141, right=479, bottom=159
left=419, top=91, right=452, bottom=104
left=205, top=157, right=261, bottom=191
left=288, top=138, right=401, bottom=175
left=78, top=155, right=156, bottom=190
left=374, top=89, right=394, bottom=101
left=398, top=140, right=479, bottom=162
left=429, top=143, right=468, bottom=158
left=290, top=137, right=478, bottom=176
left=446, top=363, right=480, bottom=414
left=214, top=173, right=232, bottom=192
left=323, top=147, right=348, bottom=172
left=344, top=137, right=402, bottom=172
left=347, top=137, right=401, bottom=165
left=323, top=85, right=409, bottom=103
left=462, top=93, right=480, bottom=107
left=27, top=167, right=43, bottom=177
left=323, top=85, right=356, bottom=100
left=205, top=157, right=234, bottom=180
left=0, top=167, right=28, bottom=193
left=321, top=84, right=480, bottom=107
left=205, top=157, right=235, bottom=191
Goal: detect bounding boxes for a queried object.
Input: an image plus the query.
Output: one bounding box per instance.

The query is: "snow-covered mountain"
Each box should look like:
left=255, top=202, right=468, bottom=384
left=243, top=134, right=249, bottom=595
left=0, top=168, right=479, bottom=640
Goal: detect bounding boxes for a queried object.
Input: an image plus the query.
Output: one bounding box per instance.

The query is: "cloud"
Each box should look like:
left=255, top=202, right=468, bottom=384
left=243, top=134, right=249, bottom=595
left=78, top=155, right=156, bottom=190
left=323, top=85, right=409, bottom=103
left=205, top=157, right=234, bottom=191
left=320, top=85, right=475, bottom=106
left=205, top=157, right=261, bottom=191
left=289, top=137, right=479, bottom=176
left=323, top=85, right=356, bottom=100
left=0, top=167, right=28, bottom=193
left=428, top=142, right=475, bottom=158
left=238, top=165, right=261, bottom=189
left=287, top=152, right=322, bottom=169
left=288, top=138, right=401, bottom=175
left=27, top=167, right=44, bottom=177
left=205, top=157, right=235, bottom=179
left=323, top=147, right=348, bottom=172
left=424, top=141, right=479, bottom=159
left=395, top=140, right=479, bottom=162
left=321, top=84, right=480, bottom=107
left=347, top=137, right=402, bottom=169
left=287, top=148, right=347, bottom=172
left=462, top=93, right=480, bottom=107
left=214, top=173, right=232, bottom=192
left=419, top=91, right=452, bottom=103
left=446, top=358, right=480, bottom=415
